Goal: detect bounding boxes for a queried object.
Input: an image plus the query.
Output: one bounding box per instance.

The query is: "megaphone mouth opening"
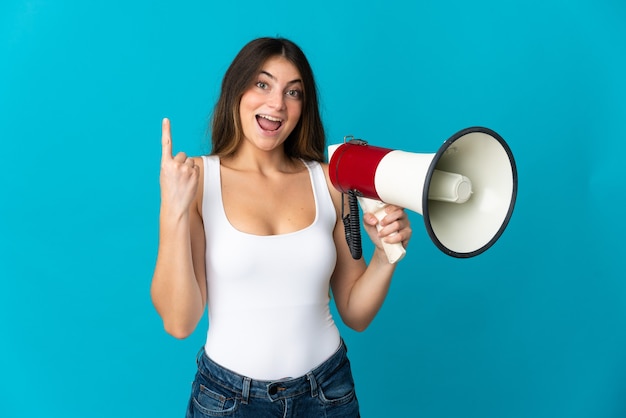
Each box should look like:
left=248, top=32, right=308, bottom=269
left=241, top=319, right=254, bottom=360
left=423, top=126, right=518, bottom=258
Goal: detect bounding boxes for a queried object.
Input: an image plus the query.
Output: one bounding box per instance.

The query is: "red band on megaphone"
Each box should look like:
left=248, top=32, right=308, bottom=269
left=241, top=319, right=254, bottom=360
left=329, top=143, right=393, bottom=199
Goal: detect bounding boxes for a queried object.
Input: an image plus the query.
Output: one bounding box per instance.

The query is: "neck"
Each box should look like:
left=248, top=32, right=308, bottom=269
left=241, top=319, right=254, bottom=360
left=222, top=146, right=300, bottom=174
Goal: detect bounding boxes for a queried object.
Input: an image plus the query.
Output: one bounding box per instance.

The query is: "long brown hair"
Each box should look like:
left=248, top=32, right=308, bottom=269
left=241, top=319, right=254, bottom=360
left=210, top=38, right=325, bottom=162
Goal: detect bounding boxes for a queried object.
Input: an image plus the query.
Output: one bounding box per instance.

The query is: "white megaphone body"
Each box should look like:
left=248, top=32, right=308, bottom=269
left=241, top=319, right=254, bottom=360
left=328, top=126, right=517, bottom=263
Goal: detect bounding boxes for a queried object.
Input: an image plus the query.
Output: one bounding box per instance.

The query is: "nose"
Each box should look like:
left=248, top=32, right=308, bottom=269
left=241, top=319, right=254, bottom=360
left=267, top=89, right=285, bottom=110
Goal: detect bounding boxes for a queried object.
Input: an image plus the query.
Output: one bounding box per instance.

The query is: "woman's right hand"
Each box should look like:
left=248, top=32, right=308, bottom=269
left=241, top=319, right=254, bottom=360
left=159, top=118, right=199, bottom=217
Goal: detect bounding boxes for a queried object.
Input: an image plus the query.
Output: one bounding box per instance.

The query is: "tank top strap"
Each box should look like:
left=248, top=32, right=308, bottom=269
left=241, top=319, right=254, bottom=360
left=201, top=155, right=220, bottom=189
left=301, top=159, right=336, bottom=227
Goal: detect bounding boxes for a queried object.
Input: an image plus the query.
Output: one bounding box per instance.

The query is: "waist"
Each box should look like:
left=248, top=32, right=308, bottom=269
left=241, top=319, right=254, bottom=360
left=204, top=306, right=341, bottom=380
left=196, top=339, right=349, bottom=400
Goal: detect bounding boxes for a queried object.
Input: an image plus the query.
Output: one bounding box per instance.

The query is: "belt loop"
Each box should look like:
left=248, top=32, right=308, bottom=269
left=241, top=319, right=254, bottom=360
left=306, top=372, right=318, bottom=398
left=195, top=346, right=204, bottom=366
left=242, top=377, right=251, bottom=404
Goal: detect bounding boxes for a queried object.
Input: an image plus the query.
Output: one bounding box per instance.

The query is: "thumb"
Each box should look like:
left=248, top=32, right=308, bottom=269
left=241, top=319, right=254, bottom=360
left=161, top=117, right=173, bottom=161
left=363, top=213, right=379, bottom=226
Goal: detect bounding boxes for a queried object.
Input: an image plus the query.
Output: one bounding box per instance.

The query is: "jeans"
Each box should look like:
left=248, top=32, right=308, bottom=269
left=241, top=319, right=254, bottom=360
left=186, top=340, right=360, bottom=417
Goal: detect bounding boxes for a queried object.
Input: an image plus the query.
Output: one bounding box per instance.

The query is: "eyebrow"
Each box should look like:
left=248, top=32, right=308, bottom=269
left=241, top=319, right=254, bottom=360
left=260, top=70, right=302, bottom=86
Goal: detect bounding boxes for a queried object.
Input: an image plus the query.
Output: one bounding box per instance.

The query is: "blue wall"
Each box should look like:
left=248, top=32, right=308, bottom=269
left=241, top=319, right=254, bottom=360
left=1, top=1, right=625, bottom=417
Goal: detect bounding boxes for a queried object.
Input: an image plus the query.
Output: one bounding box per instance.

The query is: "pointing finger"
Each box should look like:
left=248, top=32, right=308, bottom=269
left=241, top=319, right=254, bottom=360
left=161, top=118, right=173, bottom=162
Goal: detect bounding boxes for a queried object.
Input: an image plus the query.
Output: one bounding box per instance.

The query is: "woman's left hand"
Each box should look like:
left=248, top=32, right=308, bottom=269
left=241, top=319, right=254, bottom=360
left=362, top=204, right=412, bottom=257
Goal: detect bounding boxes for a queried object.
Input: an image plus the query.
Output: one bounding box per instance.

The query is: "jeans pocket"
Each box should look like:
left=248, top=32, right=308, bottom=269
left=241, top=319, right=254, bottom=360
left=190, top=380, right=239, bottom=417
left=317, top=359, right=357, bottom=407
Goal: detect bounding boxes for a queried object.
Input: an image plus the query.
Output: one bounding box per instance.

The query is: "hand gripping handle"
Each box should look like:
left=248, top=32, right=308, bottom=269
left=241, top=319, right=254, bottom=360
left=356, top=197, right=406, bottom=264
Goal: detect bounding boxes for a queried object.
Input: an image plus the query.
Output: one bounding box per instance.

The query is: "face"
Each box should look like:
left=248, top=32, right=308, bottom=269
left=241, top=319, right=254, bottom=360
left=239, top=56, right=303, bottom=153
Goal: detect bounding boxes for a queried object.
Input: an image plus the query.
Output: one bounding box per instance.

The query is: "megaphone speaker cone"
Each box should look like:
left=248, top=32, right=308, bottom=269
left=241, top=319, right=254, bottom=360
left=424, top=127, right=518, bottom=257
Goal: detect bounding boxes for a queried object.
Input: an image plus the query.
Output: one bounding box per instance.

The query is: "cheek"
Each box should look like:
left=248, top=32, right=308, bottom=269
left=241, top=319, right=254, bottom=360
left=239, top=98, right=259, bottom=128
left=239, top=93, right=254, bottom=115
left=288, top=102, right=303, bottom=123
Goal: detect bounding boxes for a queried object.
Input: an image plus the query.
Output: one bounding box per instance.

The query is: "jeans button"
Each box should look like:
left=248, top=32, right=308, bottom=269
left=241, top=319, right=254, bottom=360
left=268, top=386, right=278, bottom=395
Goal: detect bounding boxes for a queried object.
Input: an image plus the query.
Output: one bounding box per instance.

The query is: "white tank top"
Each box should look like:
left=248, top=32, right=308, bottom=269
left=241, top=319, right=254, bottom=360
left=201, top=155, right=341, bottom=380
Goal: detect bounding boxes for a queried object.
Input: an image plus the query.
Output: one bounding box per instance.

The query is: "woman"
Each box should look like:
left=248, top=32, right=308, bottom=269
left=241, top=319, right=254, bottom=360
left=151, top=37, right=412, bottom=417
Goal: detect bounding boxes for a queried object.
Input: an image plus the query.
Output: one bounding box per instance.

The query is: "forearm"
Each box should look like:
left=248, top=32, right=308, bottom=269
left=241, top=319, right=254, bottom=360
left=151, top=212, right=204, bottom=338
left=341, top=248, right=397, bottom=331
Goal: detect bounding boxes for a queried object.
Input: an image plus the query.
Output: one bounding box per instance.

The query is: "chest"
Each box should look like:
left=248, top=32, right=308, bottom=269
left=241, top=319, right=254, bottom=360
left=220, top=166, right=316, bottom=236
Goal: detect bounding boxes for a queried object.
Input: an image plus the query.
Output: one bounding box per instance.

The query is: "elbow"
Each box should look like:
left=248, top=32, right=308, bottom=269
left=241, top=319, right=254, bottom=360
left=344, top=318, right=371, bottom=333
left=168, top=330, right=193, bottom=340
left=338, top=306, right=374, bottom=332
left=151, top=289, right=203, bottom=340
left=163, top=321, right=196, bottom=339
left=349, top=324, right=369, bottom=333
left=157, top=306, right=199, bottom=339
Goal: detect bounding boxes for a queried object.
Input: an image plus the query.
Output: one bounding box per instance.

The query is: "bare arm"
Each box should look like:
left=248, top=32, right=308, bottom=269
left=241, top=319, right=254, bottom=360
left=324, top=165, right=412, bottom=332
left=150, top=118, right=207, bottom=339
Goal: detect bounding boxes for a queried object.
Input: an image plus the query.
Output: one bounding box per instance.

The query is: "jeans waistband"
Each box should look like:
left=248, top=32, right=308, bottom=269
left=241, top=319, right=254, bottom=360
left=196, top=340, right=348, bottom=403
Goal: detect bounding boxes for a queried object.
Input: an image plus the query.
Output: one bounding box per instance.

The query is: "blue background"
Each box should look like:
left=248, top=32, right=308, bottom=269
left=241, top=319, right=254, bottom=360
left=1, top=0, right=625, bottom=417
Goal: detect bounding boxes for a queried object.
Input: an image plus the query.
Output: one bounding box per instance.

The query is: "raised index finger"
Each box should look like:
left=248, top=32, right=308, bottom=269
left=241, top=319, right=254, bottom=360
left=161, top=118, right=173, bottom=161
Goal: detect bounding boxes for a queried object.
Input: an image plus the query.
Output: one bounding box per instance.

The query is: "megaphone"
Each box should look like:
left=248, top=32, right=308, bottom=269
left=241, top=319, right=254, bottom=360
left=328, top=126, right=517, bottom=262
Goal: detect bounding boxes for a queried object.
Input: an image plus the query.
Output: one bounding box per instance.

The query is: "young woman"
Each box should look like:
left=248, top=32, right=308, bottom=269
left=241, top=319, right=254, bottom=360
left=151, top=37, right=412, bottom=417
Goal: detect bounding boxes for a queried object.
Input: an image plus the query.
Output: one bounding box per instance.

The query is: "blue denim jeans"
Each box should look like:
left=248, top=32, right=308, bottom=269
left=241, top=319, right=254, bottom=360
left=186, top=340, right=360, bottom=417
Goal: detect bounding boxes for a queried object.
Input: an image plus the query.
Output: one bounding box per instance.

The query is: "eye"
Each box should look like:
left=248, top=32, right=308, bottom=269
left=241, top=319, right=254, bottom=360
left=286, top=89, right=302, bottom=99
left=256, top=81, right=269, bottom=90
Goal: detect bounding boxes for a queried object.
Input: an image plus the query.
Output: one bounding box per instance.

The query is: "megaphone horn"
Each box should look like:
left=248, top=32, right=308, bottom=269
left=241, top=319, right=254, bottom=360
left=328, top=127, right=518, bottom=261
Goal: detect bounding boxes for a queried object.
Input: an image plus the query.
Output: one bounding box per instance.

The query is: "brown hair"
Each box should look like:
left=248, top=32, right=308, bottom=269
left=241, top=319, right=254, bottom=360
left=210, top=37, right=325, bottom=162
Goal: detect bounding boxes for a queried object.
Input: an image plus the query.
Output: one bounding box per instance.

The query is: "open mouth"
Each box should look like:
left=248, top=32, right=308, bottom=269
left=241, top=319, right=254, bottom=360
left=256, top=114, right=283, bottom=132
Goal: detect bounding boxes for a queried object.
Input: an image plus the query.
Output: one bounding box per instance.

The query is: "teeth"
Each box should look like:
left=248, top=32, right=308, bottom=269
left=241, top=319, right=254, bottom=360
left=258, top=114, right=282, bottom=122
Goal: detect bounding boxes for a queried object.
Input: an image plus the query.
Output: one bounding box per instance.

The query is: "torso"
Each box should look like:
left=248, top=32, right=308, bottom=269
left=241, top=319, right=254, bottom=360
left=198, top=155, right=342, bottom=380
